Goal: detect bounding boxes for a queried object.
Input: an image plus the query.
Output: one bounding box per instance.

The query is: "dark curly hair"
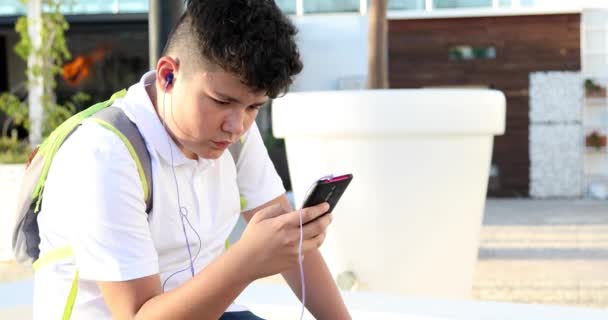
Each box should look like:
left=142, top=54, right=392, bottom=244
left=163, top=0, right=303, bottom=98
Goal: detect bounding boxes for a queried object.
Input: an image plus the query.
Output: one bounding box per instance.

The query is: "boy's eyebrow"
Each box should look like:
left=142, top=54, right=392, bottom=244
left=214, top=91, right=268, bottom=107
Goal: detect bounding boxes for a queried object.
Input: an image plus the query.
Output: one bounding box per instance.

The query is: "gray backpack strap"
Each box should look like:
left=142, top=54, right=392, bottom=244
left=91, top=107, right=153, bottom=213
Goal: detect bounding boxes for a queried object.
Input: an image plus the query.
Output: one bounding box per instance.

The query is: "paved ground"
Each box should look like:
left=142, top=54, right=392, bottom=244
left=2, top=199, right=607, bottom=310
left=472, top=199, right=608, bottom=308
left=258, top=199, right=608, bottom=309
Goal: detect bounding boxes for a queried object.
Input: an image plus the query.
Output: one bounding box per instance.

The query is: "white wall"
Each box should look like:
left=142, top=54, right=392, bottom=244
left=289, top=14, right=368, bottom=92
left=534, top=0, right=608, bottom=9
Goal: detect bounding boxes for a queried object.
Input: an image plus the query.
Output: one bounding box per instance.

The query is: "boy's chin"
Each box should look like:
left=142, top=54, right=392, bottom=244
left=198, top=149, right=225, bottom=160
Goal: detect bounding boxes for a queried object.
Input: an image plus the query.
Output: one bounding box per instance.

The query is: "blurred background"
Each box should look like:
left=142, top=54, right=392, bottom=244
left=1, top=0, right=608, bottom=196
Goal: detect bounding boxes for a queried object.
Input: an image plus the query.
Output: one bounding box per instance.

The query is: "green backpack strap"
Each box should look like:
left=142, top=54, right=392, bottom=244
left=32, top=89, right=128, bottom=212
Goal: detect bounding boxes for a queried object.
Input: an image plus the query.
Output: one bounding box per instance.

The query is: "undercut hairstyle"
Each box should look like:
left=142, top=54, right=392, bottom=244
left=163, top=0, right=303, bottom=98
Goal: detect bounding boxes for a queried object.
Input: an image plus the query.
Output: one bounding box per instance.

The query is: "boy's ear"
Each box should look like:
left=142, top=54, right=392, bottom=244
left=156, top=56, right=180, bottom=91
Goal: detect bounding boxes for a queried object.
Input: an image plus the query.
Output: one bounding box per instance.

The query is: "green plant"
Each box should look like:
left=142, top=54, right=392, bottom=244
left=0, top=1, right=87, bottom=163
left=0, top=135, right=31, bottom=164
left=448, top=48, right=463, bottom=60
left=585, top=79, right=603, bottom=92
left=584, top=79, right=607, bottom=99
left=43, top=92, right=91, bottom=136
left=0, top=1, right=79, bottom=141
left=586, top=130, right=607, bottom=150
left=585, top=79, right=601, bottom=91
left=15, top=0, right=71, bottom=91
left=472, top=46, right=487, bottom=59
left=0, top=92, right=29, bottom=136
left=0, top=91, right=90, bottom=139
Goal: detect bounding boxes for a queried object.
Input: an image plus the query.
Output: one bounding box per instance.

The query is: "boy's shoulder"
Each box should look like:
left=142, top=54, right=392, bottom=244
left=64, top=119, right=133, bottom=155
left=50, top=118, right=141, bottom=180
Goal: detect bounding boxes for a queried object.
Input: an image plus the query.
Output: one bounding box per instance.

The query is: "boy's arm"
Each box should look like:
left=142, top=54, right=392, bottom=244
left=99, top=200, right=333, bottom=320
left=243, top=194, right=351, bottom=320
left=98, top=244, right=253, bottom=320
left=101, top=199, right=333, bottom=320
left=281, top=248, right=351, bottom=320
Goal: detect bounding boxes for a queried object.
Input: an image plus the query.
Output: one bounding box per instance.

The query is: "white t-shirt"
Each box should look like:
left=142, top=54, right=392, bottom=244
left=33, top=71, right=285, bottom=319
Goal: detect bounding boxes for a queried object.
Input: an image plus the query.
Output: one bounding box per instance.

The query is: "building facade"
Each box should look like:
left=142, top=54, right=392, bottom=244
left=1, top=0, right=606, bottom=196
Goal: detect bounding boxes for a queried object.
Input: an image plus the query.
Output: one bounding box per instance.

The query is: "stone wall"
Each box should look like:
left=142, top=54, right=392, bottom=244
left=529, top=71, right=584, bottom=198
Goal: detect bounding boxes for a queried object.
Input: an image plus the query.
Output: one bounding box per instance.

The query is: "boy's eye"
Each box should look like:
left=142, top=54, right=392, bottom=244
left=212, top=97, right=229, bottom=105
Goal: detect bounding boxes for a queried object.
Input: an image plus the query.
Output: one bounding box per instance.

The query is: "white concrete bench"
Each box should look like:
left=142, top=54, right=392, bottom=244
left=2, top=280, right=606, bottom=319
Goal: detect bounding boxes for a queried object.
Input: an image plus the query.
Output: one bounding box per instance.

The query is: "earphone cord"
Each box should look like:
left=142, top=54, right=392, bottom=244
left=298, top=182, right=320, bottom=320
left=298, top=205, right=306, bottom=320
left=160, top=82, right=201, bottom=291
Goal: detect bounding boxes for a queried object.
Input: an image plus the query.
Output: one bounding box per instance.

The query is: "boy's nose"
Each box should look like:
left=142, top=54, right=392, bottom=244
left=223, top=112, right=245, bottom=137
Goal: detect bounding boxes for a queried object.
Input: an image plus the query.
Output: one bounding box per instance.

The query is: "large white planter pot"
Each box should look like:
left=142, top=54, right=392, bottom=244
left=0, top=164, right=25, bottom=261
left=272, top=89, right=505, bottom=298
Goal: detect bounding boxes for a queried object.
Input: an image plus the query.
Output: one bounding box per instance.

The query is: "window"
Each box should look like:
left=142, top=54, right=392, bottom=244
left=0, top=0, right=149, bottom=16
left=434, top=0, right=493, bottom=9
left=448, top=45, right=497, bottom=61
left=388, top=0, right=425, bottom=10
left=275, top=0, right=296, bottom=14
left=110, top=0, right=148, bottom=13
left=304, top=0, right=360, bottom=14
left=0, top=0, right=24, bottom=15
left=62, top=0, right=148, bottom=14
left=521, top=0, right=535, bottom=6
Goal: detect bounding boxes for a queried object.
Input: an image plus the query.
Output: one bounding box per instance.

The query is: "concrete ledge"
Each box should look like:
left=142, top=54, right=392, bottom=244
left=1, top=280, right=606, bottom=319
left=0, top=164, right=25, bottom=261
left=241, top=283, right=608, bottom=320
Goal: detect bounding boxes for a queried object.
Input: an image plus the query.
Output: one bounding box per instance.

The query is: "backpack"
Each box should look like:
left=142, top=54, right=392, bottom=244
left=11, top=89, right=245, bottom=319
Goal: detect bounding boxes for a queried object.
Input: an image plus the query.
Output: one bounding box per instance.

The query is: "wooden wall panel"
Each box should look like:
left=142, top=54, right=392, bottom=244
left=388, top=14, right=581, bottom=196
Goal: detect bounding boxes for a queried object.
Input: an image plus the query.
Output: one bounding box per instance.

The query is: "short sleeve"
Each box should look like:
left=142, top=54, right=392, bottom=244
left=234, top=122, right=286, bottom=211
left=40, top=121, right=159, bottom=281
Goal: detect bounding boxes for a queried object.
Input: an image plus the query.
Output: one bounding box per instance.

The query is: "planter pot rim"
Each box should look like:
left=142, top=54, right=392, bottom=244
left=272, top=89, right=506, bottom=137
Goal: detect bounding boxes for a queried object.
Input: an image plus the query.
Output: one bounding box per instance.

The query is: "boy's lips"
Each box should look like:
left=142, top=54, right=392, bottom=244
left=211, top=140, right=231, bottom=149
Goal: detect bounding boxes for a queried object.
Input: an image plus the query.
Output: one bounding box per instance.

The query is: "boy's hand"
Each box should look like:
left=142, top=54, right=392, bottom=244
left=235, top=202, right=332, bottom=281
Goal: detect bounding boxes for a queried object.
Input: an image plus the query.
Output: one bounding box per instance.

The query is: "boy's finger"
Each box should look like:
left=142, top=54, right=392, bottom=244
left=301, top=214, right=332, bottom=239
left=282, top=202, right=330, bottom=226
left=251, top=204, right=284, bottom=222
left=301, top=232, right=327, bottom=252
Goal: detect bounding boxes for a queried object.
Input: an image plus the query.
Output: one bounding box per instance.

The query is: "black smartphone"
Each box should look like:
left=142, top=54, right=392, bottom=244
left=302, top=174, right=353, bottom=218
